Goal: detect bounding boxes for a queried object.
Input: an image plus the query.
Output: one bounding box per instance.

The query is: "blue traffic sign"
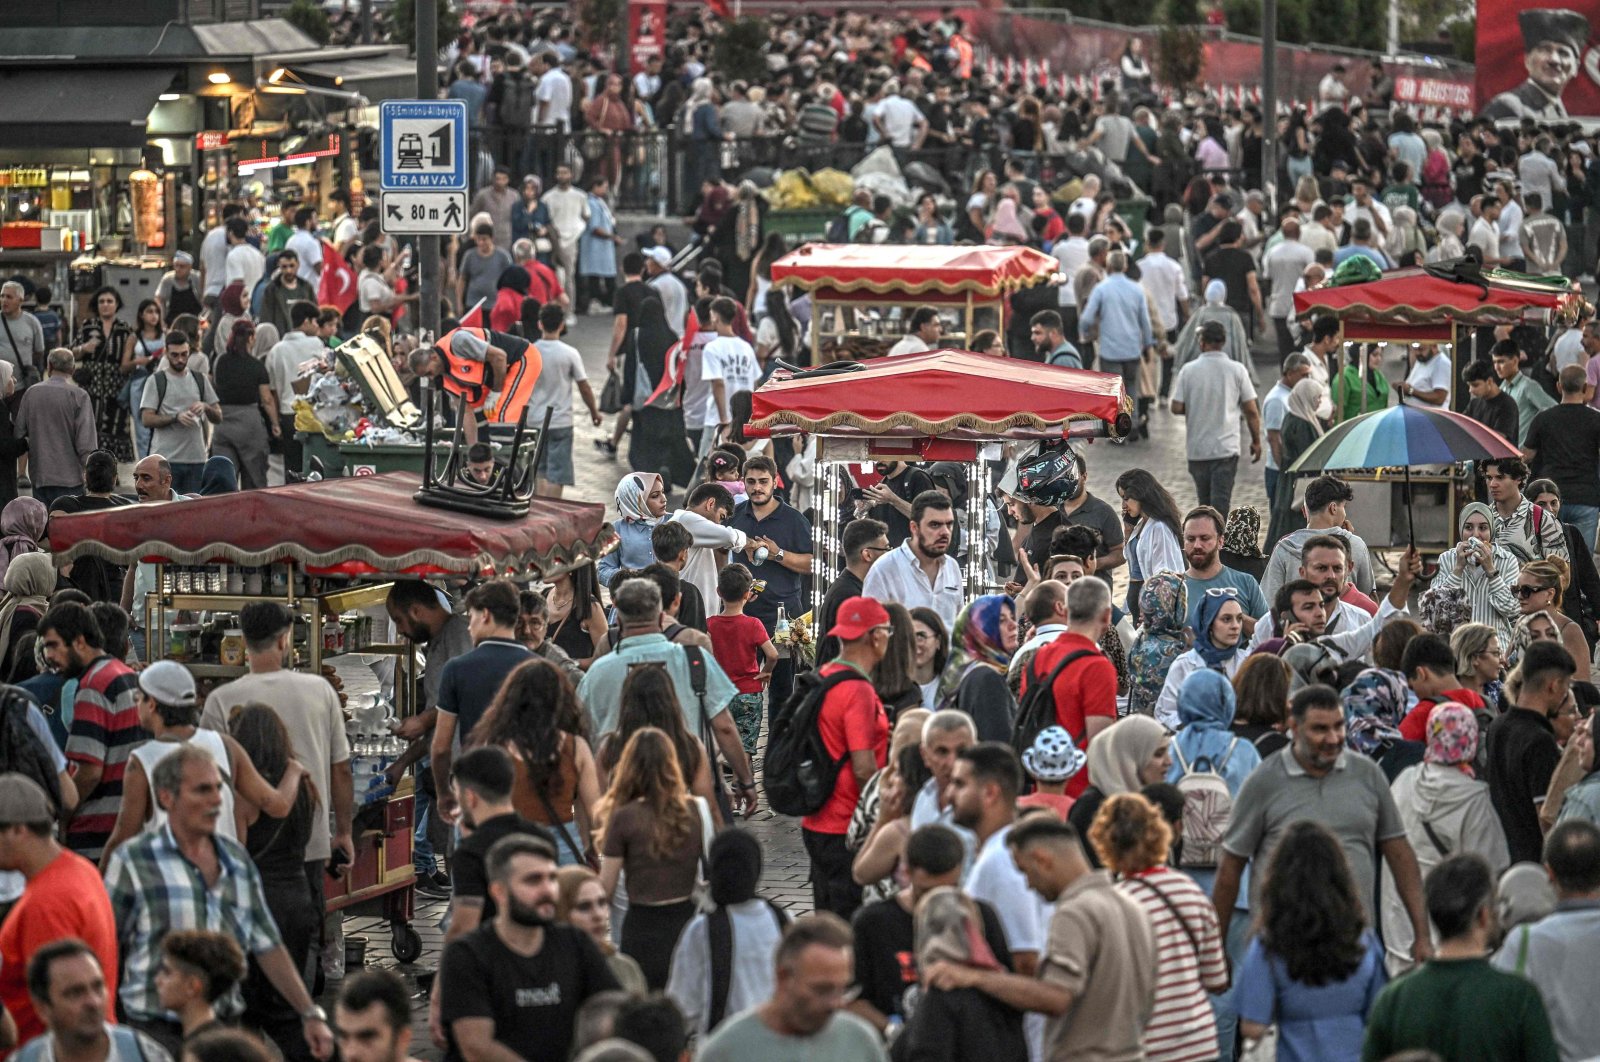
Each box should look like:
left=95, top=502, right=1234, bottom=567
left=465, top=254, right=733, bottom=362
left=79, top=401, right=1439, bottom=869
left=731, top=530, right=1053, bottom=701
left=380, top=99, right=469, bottom=191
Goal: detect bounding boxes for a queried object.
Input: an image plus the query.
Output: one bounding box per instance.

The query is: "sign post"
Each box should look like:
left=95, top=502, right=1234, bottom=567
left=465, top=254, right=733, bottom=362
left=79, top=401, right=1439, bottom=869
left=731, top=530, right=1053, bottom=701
left=412, top=0, right=442, bottom=347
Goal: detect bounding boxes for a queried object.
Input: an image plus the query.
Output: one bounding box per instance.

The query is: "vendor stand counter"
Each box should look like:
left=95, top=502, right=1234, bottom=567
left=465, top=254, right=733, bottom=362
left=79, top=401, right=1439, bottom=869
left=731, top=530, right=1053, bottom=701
left=49, top=472, right=618, bottom=963
left=771, top=243, right=1059, bottom=361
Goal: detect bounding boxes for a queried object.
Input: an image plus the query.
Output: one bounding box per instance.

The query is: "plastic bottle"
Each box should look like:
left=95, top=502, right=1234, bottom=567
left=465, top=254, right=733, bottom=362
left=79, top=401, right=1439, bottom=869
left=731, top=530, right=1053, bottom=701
left=775, top=605, right=789, bottom=639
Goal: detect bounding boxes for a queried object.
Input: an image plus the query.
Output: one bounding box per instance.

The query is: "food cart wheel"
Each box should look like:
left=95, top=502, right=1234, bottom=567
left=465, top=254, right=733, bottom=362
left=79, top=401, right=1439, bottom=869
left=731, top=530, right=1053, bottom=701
left=392, top=923, right=422, bottom=964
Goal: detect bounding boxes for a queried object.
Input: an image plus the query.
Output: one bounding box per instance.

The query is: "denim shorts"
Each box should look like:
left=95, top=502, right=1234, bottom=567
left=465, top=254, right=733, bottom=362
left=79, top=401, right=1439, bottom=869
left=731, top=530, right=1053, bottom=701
left=537, top=426, right=575, bottom=485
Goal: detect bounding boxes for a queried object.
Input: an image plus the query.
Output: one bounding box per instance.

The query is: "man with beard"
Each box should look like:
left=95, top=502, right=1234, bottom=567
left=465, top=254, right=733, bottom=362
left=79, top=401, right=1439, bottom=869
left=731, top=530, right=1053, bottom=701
left=862, top=490, right=964, bottom=631
left=36, top=604, right=142, bottom=863
left=1482, top=8, right=1588, bottom=122
left=438, top=833, right=619, bottom=1062
left=336, top=970, right=425, bottom=1062
left=1180, top=506, right=1269, bottom=635
left=1251, top=539, right=1422, bottom=663
left=1400, top=340, right=1451, bottom=411
left=1212, top=684, right=1431, bottom=960
left=1029, top=310, right=1081, bottom=369
left=120, top=455, right=185, bottom=661
left=858, top=460, right=934, bottom=547
left=729, top=456, right=813, bottom=721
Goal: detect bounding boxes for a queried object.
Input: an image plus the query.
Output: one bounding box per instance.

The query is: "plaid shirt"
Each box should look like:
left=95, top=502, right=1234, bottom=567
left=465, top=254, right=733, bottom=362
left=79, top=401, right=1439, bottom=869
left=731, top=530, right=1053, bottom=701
left=104, top=825, right=282, bottom=1022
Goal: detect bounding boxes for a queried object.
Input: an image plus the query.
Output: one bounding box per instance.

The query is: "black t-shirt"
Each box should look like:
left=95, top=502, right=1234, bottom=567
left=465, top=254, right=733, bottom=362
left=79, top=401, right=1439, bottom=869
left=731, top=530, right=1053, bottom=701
left=1061, top=491, right=1128, bottom=590
left=1484, top=708, right=1561, bottom=864
left=440, top=922, right=620, bottom=1062
left=676, top=577, right=708, bottom=633
left=213, top=350, right=269, bottom=406
left=452, top=813, right=555, bottom=924
left=488, top=329, right=532, bottom=364
left=49, top=494, right=132, bottom=604
left=1465, top=392, right=1519, bottom=450
left=816, top=568, right=864, bottom=667
left=1453, top=154, right=1487, bottom=204
left=1524, top=403, right=1600, bottom=506
left=869, top=466, right=936, bottom=547
left=1203, top=247, right=1257, bottom=317
left=1023, top=511, right=1065, bottom=569
left=851, top=895, right=1013, bottom=1020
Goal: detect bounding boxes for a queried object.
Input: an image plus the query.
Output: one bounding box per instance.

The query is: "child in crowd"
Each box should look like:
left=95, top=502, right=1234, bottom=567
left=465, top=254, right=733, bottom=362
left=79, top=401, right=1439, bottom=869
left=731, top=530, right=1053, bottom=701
left=1016, top=726, right=1084, bottom=820
left=706, top=564, right=777, bottom=758
left=708, top=447, right=745, bottom=499
left=155, top=929, right=247, bottom=1041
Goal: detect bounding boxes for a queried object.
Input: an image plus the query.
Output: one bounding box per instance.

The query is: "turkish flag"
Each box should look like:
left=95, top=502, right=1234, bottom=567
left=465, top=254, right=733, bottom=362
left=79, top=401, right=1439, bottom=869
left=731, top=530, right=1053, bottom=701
left=318, top=240, right=357, bottom=313
left=460, top=298, right=487, bottom=328
left=706, top=0, right=730, bottom=16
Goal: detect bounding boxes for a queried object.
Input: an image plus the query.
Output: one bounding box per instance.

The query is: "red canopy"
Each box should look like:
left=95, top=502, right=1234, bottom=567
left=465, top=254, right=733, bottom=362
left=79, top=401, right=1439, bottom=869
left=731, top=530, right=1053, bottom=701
left=1293, top=268, right=1580, bottom=327
left=747, top=350, right=1130, bottom=440
left=48, top=472, right=615, bottom=578
left=771, top=243, right=1057, bottom=300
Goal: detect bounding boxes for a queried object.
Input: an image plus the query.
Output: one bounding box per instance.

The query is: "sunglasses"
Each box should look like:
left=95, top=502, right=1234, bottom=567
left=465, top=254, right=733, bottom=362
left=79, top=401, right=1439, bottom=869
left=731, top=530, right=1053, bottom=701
left=1205, top=587, right=1241, bottom=599
left=1515, top=584, right=1553, bottom=599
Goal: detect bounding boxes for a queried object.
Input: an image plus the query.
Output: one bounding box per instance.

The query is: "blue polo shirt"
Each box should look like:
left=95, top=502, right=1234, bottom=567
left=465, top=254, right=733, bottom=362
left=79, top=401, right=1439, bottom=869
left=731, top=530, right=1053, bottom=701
left=436, top=638, right=533, bottom=745
left=728, top=499, right=812, bottom=633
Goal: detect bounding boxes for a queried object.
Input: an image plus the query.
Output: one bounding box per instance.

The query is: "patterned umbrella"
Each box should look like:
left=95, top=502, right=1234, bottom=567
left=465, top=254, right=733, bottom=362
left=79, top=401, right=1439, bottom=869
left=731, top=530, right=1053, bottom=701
left=1285, top=405, right=1521, bottom=546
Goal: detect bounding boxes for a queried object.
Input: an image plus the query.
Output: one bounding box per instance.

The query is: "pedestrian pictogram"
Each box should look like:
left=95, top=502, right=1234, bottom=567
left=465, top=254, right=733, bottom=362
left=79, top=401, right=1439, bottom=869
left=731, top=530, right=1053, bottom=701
left=378, top=191, right=469, bottom=236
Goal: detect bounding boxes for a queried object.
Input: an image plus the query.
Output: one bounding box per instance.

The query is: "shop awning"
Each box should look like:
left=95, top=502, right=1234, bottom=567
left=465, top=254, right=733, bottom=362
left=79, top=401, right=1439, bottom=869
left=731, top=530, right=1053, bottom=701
left=0, top=68, right=180, bottom=148
left=48, top=472, right=616, bottom=578
left=772, top=244, right=1059, bottom=299
left=1293, top=267, right=1581, bottom=327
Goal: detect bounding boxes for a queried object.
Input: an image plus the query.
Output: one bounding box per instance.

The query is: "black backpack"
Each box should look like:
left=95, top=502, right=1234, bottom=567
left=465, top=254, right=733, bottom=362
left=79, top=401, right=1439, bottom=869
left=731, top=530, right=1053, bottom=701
left=1011, top=649, right=1094, bottom=762
left=0, top=685, right=63, bottom=816
left=498, top=75, right=536, bottom=131
left=762, top=669, right=867, bottom=817
left=824, top=212, right=851, bottom=244
left=682, top=645, right=733, bottom=824
left=707, top=899, right=789, bottom=1029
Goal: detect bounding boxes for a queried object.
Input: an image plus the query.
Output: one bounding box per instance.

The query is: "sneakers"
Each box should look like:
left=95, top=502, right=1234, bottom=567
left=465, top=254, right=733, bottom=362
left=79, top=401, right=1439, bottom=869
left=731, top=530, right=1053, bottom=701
left=593, top=439, right=618, bottom=457
left=414, top=869, right=452, bottom=899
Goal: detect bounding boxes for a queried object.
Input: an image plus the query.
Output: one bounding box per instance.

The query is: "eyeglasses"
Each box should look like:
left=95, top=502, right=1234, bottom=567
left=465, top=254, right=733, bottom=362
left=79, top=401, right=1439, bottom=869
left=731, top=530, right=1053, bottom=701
left=1515, top=584, right=1553, bottom=599
left=863, top=543, right=891, bottom=555
left=913, top=630, right=937, bottom=642
left=872, top=626, right=894, bottom=637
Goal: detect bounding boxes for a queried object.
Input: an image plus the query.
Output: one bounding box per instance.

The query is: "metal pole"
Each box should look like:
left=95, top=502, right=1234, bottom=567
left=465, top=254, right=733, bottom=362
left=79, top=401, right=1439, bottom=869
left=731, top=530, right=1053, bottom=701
left=360, top=0, right=374, bottom=45
left=618, top=0, right=632, bottom=79
left=1261, top=0, right=1277, bottom=210
left=416, top=0, right=441, bottom=343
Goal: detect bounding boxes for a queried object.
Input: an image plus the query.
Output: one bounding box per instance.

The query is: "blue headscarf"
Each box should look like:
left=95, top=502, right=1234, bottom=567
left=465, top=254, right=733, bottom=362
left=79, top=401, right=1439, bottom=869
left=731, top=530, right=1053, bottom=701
left=1167, top=668, right=1261, bottom=795
left=197, top=455, right=238, bottom=496
left=1193, top=590, right=1243, bottom=668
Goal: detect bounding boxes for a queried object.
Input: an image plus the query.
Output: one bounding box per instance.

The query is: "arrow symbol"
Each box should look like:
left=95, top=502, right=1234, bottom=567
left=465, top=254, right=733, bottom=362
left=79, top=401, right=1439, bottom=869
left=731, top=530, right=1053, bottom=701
left=387, top=204, right=401, bottom=221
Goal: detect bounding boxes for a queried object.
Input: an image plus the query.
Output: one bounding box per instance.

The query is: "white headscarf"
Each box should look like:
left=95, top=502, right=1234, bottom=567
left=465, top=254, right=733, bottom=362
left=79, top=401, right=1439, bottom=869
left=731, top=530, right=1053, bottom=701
left=1287, top=376, right=1329, bottom=437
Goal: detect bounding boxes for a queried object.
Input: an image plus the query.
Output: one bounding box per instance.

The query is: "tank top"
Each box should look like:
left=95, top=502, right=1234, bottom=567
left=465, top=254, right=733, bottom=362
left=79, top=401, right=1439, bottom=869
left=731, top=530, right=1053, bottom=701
left=131, top=730, right=237, bottom=842
left=246, top=782, right=315, bottom=885
left=510, top=736, right=579, bottom=826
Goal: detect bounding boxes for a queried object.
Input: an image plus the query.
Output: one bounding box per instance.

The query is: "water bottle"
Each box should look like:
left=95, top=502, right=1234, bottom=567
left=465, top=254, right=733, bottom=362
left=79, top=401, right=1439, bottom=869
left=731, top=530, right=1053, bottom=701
left=775, top=605, right=790, bottom=639
left=752, top=545, right=770, bottom=565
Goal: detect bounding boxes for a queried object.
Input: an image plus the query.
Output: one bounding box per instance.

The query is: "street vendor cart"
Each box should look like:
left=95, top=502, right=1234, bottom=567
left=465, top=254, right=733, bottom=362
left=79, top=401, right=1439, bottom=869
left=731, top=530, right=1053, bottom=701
left=49, top=472, right=615, bottom=962
left=771, top=243, right=1059, bottom=362
left=747, top=349, right=1131, bottom=611
left=1293, top=263, right=1584, bottom=552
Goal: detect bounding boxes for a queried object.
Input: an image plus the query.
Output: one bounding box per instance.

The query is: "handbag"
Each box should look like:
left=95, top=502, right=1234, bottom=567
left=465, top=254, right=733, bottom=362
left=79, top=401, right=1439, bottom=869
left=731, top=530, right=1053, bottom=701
left=599, top=369, right=623, bottom=414
left=530, top=741, right=599, bottom=871
left=1240, top=1028, right=1278, bottom=1062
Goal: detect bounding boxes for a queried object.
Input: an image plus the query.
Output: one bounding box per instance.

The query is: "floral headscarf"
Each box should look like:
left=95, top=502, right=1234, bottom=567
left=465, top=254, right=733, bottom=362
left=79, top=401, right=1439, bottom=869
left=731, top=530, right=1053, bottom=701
left=1223, top=507, right=1264, bottom=559
left=1126, top=571, right=1189, bottom=717
left=614, top=472, right=664, bottom=525
left=1342, top=667, right=1408, bottom=755
left=1418, top=584, right=1471, bottom=636
left=1425, top=702, right=1478, bottom=776
left=0, top=498, right=47, bottom=586
left=937, top=595, right=1013, bottom=708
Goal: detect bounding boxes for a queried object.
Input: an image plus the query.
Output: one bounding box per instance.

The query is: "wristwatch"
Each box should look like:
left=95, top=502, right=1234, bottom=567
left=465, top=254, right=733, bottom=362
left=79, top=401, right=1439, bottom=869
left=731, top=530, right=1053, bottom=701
left=301, top=1004, right=328, bottom=1024
left=774, top=548, right=786, bottom=562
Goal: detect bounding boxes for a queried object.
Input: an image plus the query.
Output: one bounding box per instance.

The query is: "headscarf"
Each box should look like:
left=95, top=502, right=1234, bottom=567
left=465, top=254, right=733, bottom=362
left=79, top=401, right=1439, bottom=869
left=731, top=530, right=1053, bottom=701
left=1086, top=715, right=1168, bottom=796
left=1497, top=862, right=1557, bottom=932
left=1286, top=376, right=1328, bottom=437
left=1418, top=584, right=1471, bottom=636
left=0, top=498, right=47, bottom=586
left=937, top=595, right=1014, bottom=707
left=1458, top=501, right=1494, bottom=538
left=914, top=887, right=1004, bottom=972
left=614, top=472, right=664, bottom=525
left=1126, top=571, right=1189, bottom=717
left=197, top=456, right=238, bottom=496
left=1170, top=668, right=1261, bottom=792
left=988, top=198, right=1029, bottom=242
left=633, top=295, right=676, bottom=388
left=1341, top=667, right=1408, bottom=755
left=1204, top=279, right=1226, bottom=306
left=0, top=552, right=54, bottom=671
left=1424, top=702, right=1478, bottom=776
left=1511, top=609, right=1565, bottom=664
left=1193, top=589, right=1243, bottom=668
left=251, top=322, right=280, bottom=359
left=1223, top=507, right=1264, bottom=559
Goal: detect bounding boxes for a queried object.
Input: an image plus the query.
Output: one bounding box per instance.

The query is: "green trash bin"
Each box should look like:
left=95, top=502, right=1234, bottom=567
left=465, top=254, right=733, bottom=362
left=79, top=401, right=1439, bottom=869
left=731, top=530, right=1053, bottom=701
left=299, top=435, right=428, bottom=478
left=1117, top=197, right=1153, bottom=241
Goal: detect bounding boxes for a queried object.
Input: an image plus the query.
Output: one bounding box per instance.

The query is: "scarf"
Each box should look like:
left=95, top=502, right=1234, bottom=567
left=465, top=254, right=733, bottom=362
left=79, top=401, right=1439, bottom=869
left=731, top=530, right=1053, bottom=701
left=1342, top=667, right=1408, bottom=755
left=0, top=497, right=47, bottom=587
left=1193, top=591, right=1242, bottom=669
left=1424, top=701, right=1478, bottom=776
left=614, top=472, right=664, bottom=525
left=735, top=195, right=762, bottom=262
left=1126, top=571, right=1190, bottom=717
left=1223, top=506, right=1265, bottom=559
left=937, top=595, right=1013, bottom=708
left=915, top=887, right=1004, bottom=972
left=0, top=552, right=52, bottom=671
left=1086, top=715, right=1168, bottom=796
left=1286, top=376, right=1328, bottom=437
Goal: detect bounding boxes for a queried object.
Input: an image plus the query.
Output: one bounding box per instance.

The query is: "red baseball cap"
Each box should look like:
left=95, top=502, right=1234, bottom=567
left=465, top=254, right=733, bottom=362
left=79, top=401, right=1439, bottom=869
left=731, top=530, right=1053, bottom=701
left=828, top=596, right=892, bottom=641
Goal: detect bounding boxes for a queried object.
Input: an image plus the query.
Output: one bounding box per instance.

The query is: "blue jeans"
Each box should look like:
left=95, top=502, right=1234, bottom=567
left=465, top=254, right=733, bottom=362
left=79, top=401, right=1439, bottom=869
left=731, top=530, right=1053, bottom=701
left=169, top=461, right=204, bottom=495
left=1264, top=467, right=1280, bottom=507
left=1209, top=908, right=1253, bottom=1060
left=31, top=484, right=79, bottom=509
left=413, top=778, right=436, bottom=875
left=1564, top=503, right=1599, bottom=554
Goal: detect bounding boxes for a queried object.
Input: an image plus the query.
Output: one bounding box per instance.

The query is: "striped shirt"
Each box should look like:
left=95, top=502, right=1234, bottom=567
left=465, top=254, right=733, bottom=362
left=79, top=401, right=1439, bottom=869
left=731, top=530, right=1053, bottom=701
left=64, top=655, right=146, bottom=860
left=1116, top=867, right=1228, bottom=1062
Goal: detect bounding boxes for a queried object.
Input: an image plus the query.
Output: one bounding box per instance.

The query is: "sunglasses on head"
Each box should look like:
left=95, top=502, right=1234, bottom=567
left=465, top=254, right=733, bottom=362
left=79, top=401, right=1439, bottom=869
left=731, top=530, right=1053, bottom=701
left=1205, top=587, right=1241, bottom=599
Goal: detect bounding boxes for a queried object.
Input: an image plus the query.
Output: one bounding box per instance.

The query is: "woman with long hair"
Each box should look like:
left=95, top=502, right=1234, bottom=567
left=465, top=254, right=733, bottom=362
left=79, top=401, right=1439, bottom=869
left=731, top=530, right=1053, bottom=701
left=1236, top=821, right=1388, bottom=1061
left=121, top=298, right=165, bottom=459
left=754, top=288, right=801, bottom=374
left=74, top=285, right=133, bottom=457
left=229, top=703, right=323, bottom=1049
left=545, top=561, right=608, bottom=667
left=1126, top=571, right=1190, bottom=718
left=1090, top=794, right=1228, bottom=1062
left=958, top=169, right=997, bottom=244
left=873, top=603, right=924, bottom=721
left=470, top=659, right=601, bottom=867
left=910, top=607, right=950, bottom=709
left=210, top=317, right=275, bottom=491
left=936, top=595, right=1018, bottom=741
left=595, top=663, right=718, bottom=818
left=1115, top=468, right=1184, bottom=621
left=849, top=710, right=930, bottom=904
left=597, top=727, right=712, bottom=989
left=556, top=864, right=648, bottom=993
left=1068, top=715, right=1171, bottom=866
left=745, top=231, right=789, bottom=317
left=1232, top=653, right=1292, bottom=757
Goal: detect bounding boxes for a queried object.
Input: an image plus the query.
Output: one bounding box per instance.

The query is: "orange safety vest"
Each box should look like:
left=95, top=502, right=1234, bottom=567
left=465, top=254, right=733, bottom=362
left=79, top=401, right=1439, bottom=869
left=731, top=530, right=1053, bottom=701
left=436, top=327, right=543, bottom=424
left=952, top=34, right=974, bottom=79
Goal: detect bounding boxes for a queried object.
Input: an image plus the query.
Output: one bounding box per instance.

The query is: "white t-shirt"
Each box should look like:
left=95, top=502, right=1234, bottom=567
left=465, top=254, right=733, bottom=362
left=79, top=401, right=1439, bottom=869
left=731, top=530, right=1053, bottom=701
left=200, top=225, right=229, bottom=297
left=224, top=242, right=265, bottom=298
left=701, top=335, right=759, bottom=424
left=1468, top=217, right=1500, bottom=258
left=1404, top=351, right=1452, bottom=409
left=535, top=67, right=573, bottom=131
left=529, top=338, right=587, bottom=430
left=285, top=229, right=324, bottom=287
left=887, top=334, right=931, bottom=357
left=1553, top=328, right=1587, bottom=373
left=876, top=95, right=922, bottom=147
left=965, top=824, right=1049, bottom=1062
left=266, top=331, right=326, bottom=414
left=1172, top=351, right=1258, bottom=461
left=1262, top=381, right=1290, bottom=471
left=1264, top=240, right=1315, bottom=318
left=680, top=332, right=715, bottom=433
left=1055, top=237, right=1089, bottom=307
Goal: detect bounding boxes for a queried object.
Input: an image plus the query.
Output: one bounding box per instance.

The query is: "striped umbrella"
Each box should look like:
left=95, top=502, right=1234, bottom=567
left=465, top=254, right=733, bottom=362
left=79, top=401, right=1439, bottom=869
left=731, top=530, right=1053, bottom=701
left=1285, top=405, right=1520, bottom=545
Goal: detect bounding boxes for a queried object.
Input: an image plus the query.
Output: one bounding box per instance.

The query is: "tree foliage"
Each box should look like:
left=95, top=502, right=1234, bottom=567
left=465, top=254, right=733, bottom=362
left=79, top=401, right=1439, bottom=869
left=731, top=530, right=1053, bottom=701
left=391, top=0, right=460, bottom=55
left=283, top=0, right=330, bottom=45
left=712, top=17, right=771, bottom=86
left=1155, top=0, right=1205, bottom=91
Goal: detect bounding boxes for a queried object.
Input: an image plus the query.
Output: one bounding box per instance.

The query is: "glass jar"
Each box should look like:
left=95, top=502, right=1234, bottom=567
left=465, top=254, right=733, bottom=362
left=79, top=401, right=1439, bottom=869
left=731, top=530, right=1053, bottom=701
left=220, top=629, right=246, bottom=667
